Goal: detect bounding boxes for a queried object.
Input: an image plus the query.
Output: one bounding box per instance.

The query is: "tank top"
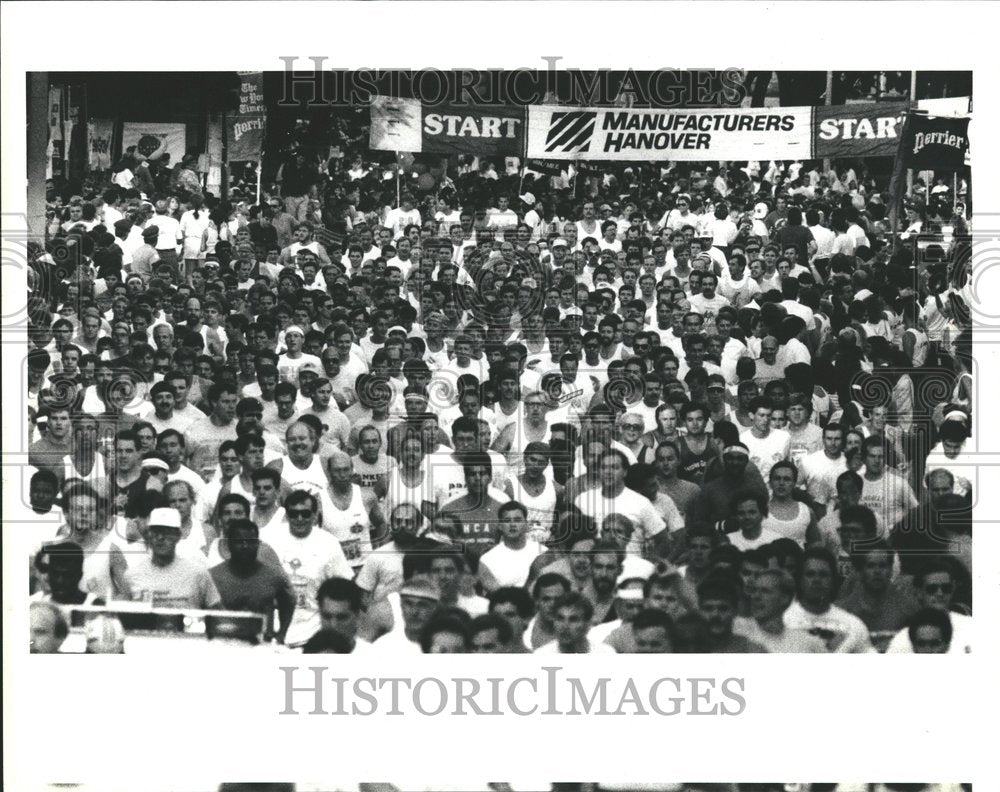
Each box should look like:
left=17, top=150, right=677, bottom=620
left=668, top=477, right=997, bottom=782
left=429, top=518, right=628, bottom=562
left=678, top=436, right=716, bottom=485
left=904, top=328, right=929, bottom=367
left=385, top=464, right=431, bottom=514
left=327, top=484, right=373, bottom=567
left=72, top=530, right=117, bottom=600
left=280, top=454, right=328, bottom=497
left=508, top=474, right=557, bottom=545
left=762, top=501, right=811, bottom=547
left=493, top=402, right=525, bottom=436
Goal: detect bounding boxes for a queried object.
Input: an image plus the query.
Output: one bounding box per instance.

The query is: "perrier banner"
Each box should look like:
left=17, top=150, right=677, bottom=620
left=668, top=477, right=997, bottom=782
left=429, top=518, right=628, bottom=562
left=228, top=71, right=266, bottom=162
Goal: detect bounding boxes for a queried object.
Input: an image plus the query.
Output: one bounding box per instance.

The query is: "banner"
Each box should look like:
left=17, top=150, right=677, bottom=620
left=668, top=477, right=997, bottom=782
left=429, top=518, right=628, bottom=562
left=370, top=96, right=524, bottom=156
left=900, top=113, right=970, bottom=170
left=813, top=101, right=909, bottom=158
left=526, top=105, right=811, bottom=161
left=228, top=71, right=266, bottom=162
left=121, top=122, right=186, bottom=163
left=89, top=119, right=114, bottom=170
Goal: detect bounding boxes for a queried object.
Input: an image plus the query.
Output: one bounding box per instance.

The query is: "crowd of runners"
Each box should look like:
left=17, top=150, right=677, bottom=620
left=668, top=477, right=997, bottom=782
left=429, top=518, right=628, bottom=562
left=24, top=126, right=975, bottom=654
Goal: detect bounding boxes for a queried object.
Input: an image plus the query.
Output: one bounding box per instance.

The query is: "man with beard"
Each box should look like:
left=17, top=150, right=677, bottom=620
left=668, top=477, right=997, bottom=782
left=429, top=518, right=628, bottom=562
left=686, top=442, right=768, bottom=528
left=210, top=518, right=295, bottom=643
left=32, top=542, right=93, bottom=606
left=120, top=507, right=222, bottom=609
left=782, top=547, right=875, bottom=653
left=836, top=542, right=919, bottom=651
left=355, top=502, right=427, bottom=603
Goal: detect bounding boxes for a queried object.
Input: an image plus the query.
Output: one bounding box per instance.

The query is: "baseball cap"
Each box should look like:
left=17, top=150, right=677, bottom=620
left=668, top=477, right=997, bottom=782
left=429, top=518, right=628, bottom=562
left=563, top=306, right=583, bottom=317
left=551, top=238, right=569, bottom=249
left=722, top=442, right=750, bottom=458
left=618, top=556, right=656, bottom=586
left=706, top=373, right=727, bottom=390
left=140, top=454, right=169, bottom=472
left=399, top=577, right=441, bottom=602
left=519, top=192, right=536, bottom=207
left=599, top=203, right=613, bottom=212
left=299, top=360, right=322, bottom=375
left=148, top=507, right=181, bottom=529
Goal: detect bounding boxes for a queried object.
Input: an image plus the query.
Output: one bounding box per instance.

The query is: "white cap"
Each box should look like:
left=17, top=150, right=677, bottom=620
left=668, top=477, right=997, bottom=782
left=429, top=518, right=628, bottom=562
left=551, top=238, right=569, bottom=249
left=519, top=192, right=536, bottom=206
left=618, top=556, right=656, bottom=586
left=148, top=507, right=181, bottom=530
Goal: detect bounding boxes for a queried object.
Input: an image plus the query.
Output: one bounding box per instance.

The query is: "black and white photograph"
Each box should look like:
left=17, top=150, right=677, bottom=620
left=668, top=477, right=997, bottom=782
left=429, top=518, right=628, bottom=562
left=14, top=67, right=977, bottom=657
left=22, top=782, right=976, bottom=792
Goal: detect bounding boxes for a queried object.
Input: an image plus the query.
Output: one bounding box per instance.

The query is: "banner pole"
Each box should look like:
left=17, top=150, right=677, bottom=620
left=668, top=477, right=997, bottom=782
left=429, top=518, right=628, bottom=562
left=907, top=71, right=917, bottom=199
left=256, top=156, right=262, bottom=206
left=823, top=71, right=833, bottom=174
left=396, top=151, right=401, bottom=207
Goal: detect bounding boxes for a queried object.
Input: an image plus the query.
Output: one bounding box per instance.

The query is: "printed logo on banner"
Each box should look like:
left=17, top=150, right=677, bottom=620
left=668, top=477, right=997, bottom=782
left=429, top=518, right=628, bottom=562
left=545, top=111, right=598, bottom=154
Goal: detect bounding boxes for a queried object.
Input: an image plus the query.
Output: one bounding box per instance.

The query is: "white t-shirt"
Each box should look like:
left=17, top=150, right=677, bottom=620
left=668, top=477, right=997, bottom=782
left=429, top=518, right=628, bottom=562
left=886, top=611, right=972, bottom=654
left=573, top=487, right=666, bottom=555
left=385, top=207, right=422, bottom=239
left=860, top=471, right=918, bottom=530
left=727, top=526, right=784, bottom=551
left=268, top=528, right=354, bottom=647
left=782, top=599, right=875, bottom=653
left=534, top=639, right=617, bottom=654
left=739, top=428, right=791, bottom=481
left=797, top=450, right=848, bottom=507
left=479, top=540, right=543, bottom=589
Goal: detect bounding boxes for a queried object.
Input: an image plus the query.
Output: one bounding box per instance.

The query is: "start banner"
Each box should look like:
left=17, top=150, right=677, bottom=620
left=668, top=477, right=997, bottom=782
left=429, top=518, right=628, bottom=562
left=525, top=105, right=811, bottom=161
left=370, top=96, right=524, bottom=156
left=813, top=101, right=909, bottom=158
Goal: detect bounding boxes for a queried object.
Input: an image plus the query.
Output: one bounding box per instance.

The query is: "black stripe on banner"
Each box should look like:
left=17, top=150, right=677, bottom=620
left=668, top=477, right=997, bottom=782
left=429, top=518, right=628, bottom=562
left=547, top=114, right=592, bottom=152
left=563, top=119, right=596, bottom=153
left=545, top=112, right=582, bottom=147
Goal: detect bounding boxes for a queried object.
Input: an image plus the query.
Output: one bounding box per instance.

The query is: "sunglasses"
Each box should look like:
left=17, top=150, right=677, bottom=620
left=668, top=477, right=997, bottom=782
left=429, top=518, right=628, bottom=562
left=287, top=509, right=314, bottom=519
left=622, top=424, right=643, bottom=430
left=923, top=583, right=953, bottom=594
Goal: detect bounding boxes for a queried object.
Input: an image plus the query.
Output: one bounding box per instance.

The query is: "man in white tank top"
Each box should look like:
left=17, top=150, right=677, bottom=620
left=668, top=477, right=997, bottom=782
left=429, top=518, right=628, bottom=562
left=326, top=451, right=385, bottom=568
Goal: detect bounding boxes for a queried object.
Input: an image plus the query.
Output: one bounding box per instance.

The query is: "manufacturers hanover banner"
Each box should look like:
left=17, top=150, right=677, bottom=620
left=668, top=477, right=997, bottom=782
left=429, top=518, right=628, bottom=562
left=228, top=71, right=265, bottom=162
left=526, top=105, right=811, bottom=161
left=370, top=96, right=524, bottom=156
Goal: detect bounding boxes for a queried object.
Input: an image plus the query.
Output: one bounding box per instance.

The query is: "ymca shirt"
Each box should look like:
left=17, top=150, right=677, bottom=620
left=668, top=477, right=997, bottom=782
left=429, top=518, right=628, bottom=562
left=440, top=491, right=510, bottom=558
